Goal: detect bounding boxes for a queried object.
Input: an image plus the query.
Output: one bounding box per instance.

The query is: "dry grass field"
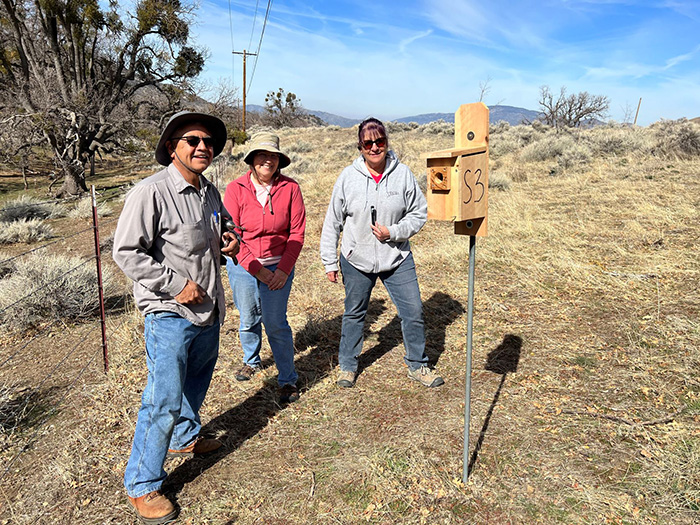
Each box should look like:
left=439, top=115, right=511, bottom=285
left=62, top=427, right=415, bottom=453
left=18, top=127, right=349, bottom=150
left=0, top=119, right=698, bottom=524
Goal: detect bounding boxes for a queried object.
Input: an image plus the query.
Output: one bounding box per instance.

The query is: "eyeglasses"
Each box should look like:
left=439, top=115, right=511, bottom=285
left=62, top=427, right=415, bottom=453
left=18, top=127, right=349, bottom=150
left=171, top=136, right=215, bottom=149
left=361, top=137, right=387, bottom=150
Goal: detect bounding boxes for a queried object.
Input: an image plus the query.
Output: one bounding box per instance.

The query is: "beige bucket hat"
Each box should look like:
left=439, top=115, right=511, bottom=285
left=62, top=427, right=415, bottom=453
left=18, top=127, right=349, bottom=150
left=243, top=132, right=291, bottom=169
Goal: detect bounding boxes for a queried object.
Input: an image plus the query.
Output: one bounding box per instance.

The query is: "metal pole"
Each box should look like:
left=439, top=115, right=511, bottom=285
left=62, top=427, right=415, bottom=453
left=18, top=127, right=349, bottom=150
left=463, top=234, right=476, bottom=482
left=91, top=186, right=108, bottom=373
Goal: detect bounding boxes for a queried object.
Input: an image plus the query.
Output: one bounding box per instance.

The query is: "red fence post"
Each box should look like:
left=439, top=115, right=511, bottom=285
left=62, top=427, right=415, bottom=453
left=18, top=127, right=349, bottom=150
left=91, top=186, right=109, bottom=373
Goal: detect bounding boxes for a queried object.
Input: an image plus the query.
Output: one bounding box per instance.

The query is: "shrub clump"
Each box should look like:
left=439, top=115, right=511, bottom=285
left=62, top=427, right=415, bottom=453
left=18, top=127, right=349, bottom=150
left=0, top=253, right=115, bottom=333
left=66, top=197, right=113, bottom=219
left=584, top=123, right=649, bottom=157
left=419, top=120, right=454, bottom=135
left=490, top=123, right=551, bottom=158
left=519, top=132, right=592, bottom=167
left=0, top=196, right=64, bottom=222
left=287, top=140, right=313, bottom=153
left=0, top=219, right=53, bottom=244
left=488, top=172, right=512, bottom=191
left=649, top=119, right=700, bottom=159
left=387, top=121, right=419, bottom=133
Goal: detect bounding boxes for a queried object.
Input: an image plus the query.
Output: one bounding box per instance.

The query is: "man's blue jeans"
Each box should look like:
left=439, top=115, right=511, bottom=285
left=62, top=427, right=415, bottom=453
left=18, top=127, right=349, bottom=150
left=339, top=252, right=428, bottom=372
left=124, top=312, right=220, bottom=498
left=225, top=258, right=297, bottom=387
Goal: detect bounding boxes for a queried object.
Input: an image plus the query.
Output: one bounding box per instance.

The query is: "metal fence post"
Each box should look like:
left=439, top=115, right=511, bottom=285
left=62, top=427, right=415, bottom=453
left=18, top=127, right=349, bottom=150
left=463, top=234, right=476, bottom=482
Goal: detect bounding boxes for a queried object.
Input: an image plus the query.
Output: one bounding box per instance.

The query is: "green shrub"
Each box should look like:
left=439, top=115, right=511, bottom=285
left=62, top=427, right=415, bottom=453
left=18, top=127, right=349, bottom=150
left=133, top=127, right=160, bottom=151
left=0, top=253, right=115, bottom=333
left=0, top=219, right=53, bottom=244
left=230, top=129, right=249, bottom=146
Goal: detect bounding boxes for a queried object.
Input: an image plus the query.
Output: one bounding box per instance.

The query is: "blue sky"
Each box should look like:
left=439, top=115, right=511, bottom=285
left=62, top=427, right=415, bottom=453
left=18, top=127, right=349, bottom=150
left=192, top=0, right=700, bottom=125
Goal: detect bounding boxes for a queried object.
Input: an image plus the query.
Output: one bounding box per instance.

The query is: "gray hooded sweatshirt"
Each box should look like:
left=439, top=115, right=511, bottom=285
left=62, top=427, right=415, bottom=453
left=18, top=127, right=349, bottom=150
left=320, top=150, right=427, bottom=274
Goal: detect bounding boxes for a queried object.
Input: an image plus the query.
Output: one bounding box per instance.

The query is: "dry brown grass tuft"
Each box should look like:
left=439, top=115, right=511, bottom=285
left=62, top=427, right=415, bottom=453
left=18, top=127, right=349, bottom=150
left=0, top=121, right=698, bottom=524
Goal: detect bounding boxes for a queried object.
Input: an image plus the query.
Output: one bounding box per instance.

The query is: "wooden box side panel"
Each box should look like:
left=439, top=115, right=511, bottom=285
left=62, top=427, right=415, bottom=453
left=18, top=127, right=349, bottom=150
left=427, top=157, right=460, bottom=221
left=457, top=152, right=488, bottom=221
left=455, top=102, right=489, bottom=149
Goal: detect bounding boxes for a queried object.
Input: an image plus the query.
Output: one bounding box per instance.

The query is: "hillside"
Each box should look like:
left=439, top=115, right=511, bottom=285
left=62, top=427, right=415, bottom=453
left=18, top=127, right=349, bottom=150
left=247, top=103, right=541, bottom=126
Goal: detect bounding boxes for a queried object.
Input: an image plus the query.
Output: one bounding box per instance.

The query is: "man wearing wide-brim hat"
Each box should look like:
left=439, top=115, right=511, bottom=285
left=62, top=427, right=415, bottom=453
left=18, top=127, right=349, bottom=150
left=113, top=111, right=239, bottom=524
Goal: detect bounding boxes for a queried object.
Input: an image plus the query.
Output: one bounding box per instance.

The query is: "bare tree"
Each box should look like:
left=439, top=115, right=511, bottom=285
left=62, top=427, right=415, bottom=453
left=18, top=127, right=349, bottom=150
left=538, top=86, right=610, bottom=129
left=478, top=76, right=492, bottom=103
left=0, top=114, right=44, bottom=189
left=0, top=0, right=205, bottom=197
left=199, top=78, right=242, bottom=136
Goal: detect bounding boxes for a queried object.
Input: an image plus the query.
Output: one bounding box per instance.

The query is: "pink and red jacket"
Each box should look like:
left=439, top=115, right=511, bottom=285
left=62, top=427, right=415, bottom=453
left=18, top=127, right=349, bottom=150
left=223, top=171, right=306, bottom=277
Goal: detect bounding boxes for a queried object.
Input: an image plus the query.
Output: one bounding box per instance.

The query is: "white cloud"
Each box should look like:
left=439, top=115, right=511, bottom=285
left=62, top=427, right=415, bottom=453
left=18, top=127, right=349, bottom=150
left=399, top=30, right=433, bottom=53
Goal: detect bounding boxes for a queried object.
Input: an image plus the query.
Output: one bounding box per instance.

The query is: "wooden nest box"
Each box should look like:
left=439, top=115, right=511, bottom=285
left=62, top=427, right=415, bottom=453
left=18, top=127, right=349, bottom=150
left=424, top=102, right=489, bottom=236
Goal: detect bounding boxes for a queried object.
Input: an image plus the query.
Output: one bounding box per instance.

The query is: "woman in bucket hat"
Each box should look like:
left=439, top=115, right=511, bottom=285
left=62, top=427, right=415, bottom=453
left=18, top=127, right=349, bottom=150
left=223, top=132, right=306, bottom=403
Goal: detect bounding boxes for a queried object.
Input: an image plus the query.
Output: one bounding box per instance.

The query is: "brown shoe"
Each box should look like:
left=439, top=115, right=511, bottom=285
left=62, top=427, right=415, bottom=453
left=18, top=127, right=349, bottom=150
left=279, top=384, right=299, bottom=404
left=235, top=364, right=258, bottom=381
left=167, top=436, right=222, bottom=458
left=128, top=491, right=178, bottom=524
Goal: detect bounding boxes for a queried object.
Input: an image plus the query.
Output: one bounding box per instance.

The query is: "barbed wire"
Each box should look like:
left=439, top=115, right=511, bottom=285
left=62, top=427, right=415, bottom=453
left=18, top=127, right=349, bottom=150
left=0, top=224, right=96, bottom=267
left=0, top=317, right=64, bottom=369
left=0, top=325, right=100, bottom=482
left=0, top=258, right=94, bottom=316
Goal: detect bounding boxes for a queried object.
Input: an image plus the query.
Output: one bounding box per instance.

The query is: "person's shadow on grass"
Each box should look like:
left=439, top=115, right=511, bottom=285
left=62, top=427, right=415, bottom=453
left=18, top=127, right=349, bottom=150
left=162, top=291, right=464, bottom=496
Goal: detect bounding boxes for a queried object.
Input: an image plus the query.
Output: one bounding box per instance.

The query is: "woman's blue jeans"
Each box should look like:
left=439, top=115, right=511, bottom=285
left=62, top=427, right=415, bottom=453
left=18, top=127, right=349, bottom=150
left=339, top=252, right=428, bottom=372
left=225, top=258, right=297, bottom=387
left=124, top=312, right=220, bottom=498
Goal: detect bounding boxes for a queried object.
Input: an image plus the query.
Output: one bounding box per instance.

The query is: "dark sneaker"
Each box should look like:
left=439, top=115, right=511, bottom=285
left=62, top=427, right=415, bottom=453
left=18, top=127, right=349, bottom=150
left=235, top=364, right=258, bottom=382
left=279, top=384, right=299, bottom=404
left=336, top=369, right=356, bottom=388
left=407, top=365, right=445, bottom=388
left=128, top=490, right=178, bottom=524
left=167, top=436, right=222, bottom=458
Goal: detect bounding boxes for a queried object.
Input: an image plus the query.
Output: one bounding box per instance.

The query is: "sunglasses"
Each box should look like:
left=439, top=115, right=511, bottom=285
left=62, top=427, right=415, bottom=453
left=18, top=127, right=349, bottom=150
left=361, top=137, right=387, bottom=150
left=171, top=136, right=215, bottom=148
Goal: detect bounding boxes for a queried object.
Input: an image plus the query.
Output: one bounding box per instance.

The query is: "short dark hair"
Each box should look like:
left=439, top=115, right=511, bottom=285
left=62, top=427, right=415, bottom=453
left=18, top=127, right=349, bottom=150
left=357, top=117, right=387, bottom=150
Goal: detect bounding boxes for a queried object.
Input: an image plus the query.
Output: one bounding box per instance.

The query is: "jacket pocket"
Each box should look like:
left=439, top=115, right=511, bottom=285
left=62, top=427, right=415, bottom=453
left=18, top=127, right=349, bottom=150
left=345, top=242, right=375, bottom=272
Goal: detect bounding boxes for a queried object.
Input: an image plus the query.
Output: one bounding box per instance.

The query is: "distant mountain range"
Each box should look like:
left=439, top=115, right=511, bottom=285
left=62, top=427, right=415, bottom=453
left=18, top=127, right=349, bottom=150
left=246, top=103, right=540, bottom=127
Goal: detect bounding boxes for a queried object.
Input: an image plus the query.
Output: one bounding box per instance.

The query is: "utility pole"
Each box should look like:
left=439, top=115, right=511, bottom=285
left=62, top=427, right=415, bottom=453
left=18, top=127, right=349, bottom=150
left=233, top=49, right=257, bottom=133
left=634, top=97, right=642, bottom=126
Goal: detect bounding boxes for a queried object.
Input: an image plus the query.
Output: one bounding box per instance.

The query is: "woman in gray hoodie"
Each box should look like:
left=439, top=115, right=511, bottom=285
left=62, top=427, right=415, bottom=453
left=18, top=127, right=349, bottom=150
left=320, top=118, right=444, bottom=389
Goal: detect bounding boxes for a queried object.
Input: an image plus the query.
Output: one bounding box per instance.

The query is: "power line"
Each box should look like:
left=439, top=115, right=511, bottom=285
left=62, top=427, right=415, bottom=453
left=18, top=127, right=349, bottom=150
left=229, top=0, right=235, bottom=84
left=248, top=0, right=273, bottom=91
left=248, top=0, right=261, bottom=51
